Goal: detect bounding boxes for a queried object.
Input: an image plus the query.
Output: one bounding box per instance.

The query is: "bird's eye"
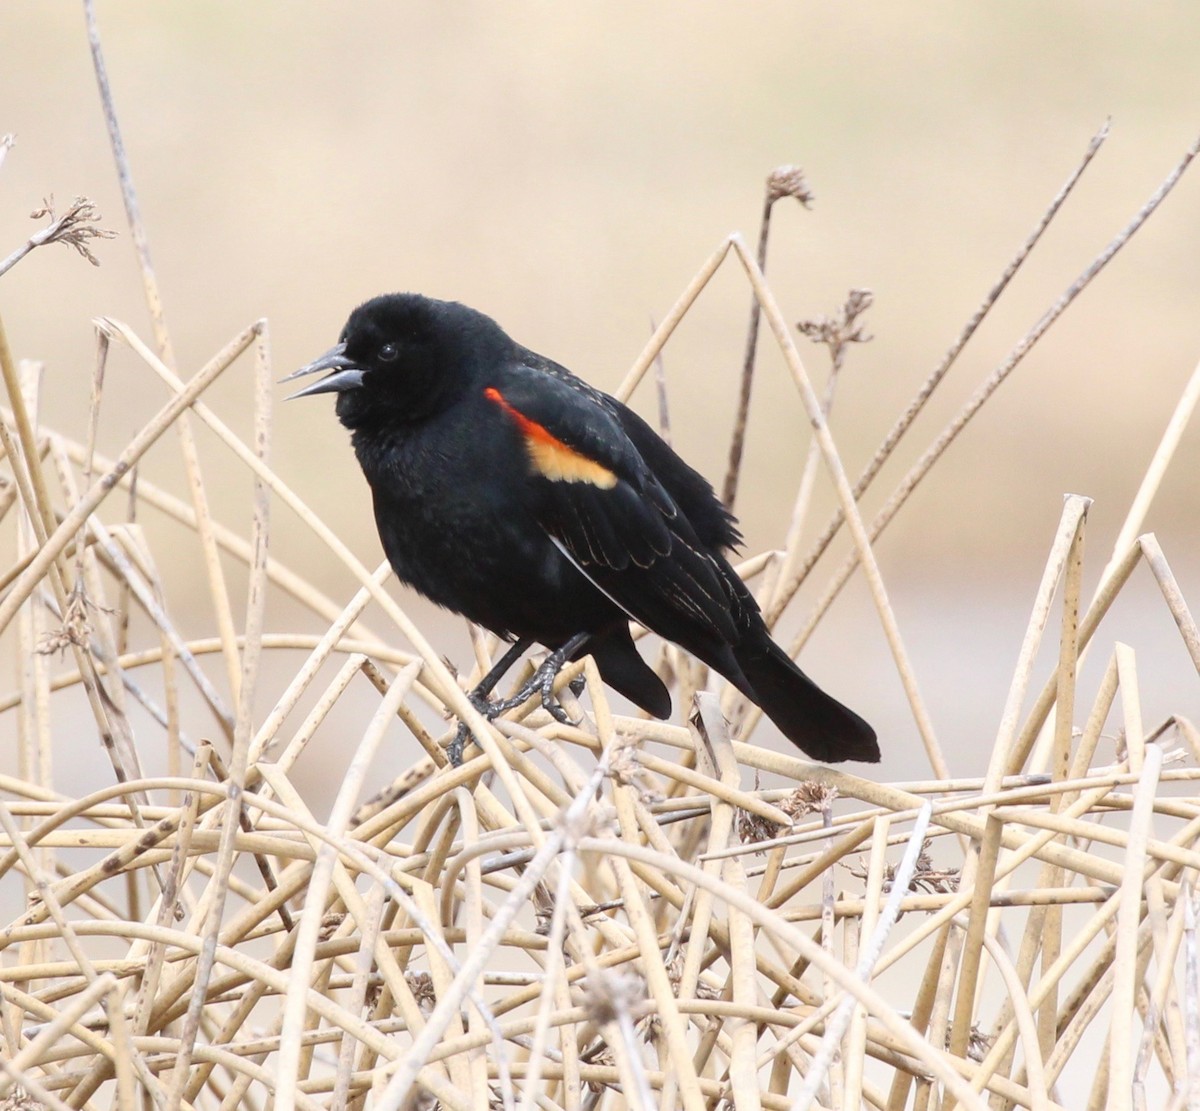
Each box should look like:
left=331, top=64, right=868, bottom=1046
left=378, top=342, right=400, bottom=363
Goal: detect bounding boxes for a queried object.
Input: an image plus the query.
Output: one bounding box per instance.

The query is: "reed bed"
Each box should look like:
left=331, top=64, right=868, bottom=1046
left=1, top=12, right=1199, bottom=1111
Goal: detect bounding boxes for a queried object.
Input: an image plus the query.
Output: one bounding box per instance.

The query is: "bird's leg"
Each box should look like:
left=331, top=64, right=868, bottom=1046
left=448, top=725, right=470, bottom=768
left=483, top=633, right=592, bottom=719
left=483, top=635, right=590, bottom=720
left=449, top=634, right=591, bottom=765
left=449, top=637, right=534, bottom=765
left=527, top=632, right=591, bottom=723
left=470, top=637, right=534, bottom=705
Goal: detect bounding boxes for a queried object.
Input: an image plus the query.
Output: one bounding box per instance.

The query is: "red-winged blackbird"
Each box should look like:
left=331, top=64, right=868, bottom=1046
left=286, top=293, right=878, bottom=763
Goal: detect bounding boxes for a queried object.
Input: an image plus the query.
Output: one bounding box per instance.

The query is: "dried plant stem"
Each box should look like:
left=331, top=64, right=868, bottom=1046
left=766, top=121, right=1110, bottom=625
left=0, top=320, right=257, bottom=633
left=0, top=321, right=160, bottom=847
left=729, top=234, right=946, bottom=776
left=579, top=835, right=990, bottom=1108
left=0, top=970, right=118, bottom=1099
left=49, top=427, right=383, bottom=642
left=0, top=315, right=72, bottom=600
left=1100, top=353, right=1200, bottom=591
left=373, top=756, right=613, bottom=1110
left=763, top=360, right=842, bottom=626
left=274, top=665, right=421, bottom=1111
left=942, top=813, right=1003, bottom=1109
left=615, top=237, right=733, bottom=402
left=83, top=0, right=171, bottom=361
left=773, top=129, right=1200, bottom=644
left=794, top=805, right=933, bottom=1110
left=1108, top=744, right=1165, bottom=1110
left=987, top=496, right=1093, bottom=792
left=722, top=182, right=778, bottom=509
left=166, top=339, right=274, bottom=1108
left=84, top=0, right=246, bottom=706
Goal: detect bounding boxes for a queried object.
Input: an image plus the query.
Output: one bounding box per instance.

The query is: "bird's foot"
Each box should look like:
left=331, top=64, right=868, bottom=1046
left=480, top=642, right=579, bottom=723
left=448, top=636, right=590, bottom=765
left=448, top=722, right=470, bottom=767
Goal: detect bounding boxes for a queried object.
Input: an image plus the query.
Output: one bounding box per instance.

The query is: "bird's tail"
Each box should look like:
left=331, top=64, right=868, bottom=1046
left=733, top=635, right=879, bottom=763
left=576, top=626, right=672, bottom=719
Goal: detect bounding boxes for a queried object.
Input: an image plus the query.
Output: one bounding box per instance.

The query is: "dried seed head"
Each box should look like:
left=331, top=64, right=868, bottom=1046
left=607, top=736, right=663, bottom=804
left=38, top=585, right=95, bottom=657
left=736, top=807, right=779, bottom=845
left=636, top=1011, right=662, bottom=1041
left=665, top=953, right=721, bottom=1000
left=849, top=837, right=959, bottom=898
left=907, top=841, right=960, bottom=894
left=0, top=1087, right=43, bottom=1111
left=583, top=968, right=645, bottom=1027
left=767, top=165, right=815, bottom=207
left=29, top=196, right=115, bottom=266
left=38, top=582, right=116, bottom=659
left=946, top=1023, right=994, bottom=1062
left=406, top=970, right=436, bottom=1011
left=580, top=1043, right=616, bottom=1093
left=797, top=288, right=874, bottom=373
left=779, top=782, right=838, bottom=817
left=533, top=884, right=555, bottom=936
left=318, top=911, right=345, bottom=941
left=608, top=737, right=641, bottom=787
left=737, top=781, right=836, bottom=843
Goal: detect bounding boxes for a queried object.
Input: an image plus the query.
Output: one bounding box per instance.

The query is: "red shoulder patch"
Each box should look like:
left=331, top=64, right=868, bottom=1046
left=485, top=387, right=617, bottom=488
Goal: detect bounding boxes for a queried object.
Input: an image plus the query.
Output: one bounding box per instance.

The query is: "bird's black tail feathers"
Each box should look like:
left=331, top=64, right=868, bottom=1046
left=577, top=627, right=672, bottom=719
left=577, top=624, right=877, bottom=764
left=733, top=636, right=879, bottom=764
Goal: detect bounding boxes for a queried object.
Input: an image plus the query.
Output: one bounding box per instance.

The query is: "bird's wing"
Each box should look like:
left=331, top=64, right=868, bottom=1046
left=609, top=403, right=743, bottom=552
left=484, top=368, right=741, bottom=642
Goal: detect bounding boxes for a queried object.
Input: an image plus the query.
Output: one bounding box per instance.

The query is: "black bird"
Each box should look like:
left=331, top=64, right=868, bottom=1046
left=286, top=293, right=878, bottom=764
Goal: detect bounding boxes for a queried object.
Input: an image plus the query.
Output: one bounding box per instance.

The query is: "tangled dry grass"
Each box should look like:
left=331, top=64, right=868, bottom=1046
left=2, top=11, right=1200, bottom=1111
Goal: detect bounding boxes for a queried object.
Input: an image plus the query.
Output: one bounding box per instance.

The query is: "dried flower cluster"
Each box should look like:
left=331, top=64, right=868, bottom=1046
left=766, top=164, right=815, bottom=207
left=797, top=287, right=875, bottom=373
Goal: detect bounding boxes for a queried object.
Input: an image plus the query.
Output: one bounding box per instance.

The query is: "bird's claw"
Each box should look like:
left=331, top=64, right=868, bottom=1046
left=449, top=643, right=584, bottom=763
left=537, top=663, right=578, bottom=725
left=448, top=723, right=469, bottom=767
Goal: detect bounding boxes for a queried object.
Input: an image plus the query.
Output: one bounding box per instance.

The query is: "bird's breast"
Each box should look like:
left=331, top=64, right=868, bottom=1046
left=355, top=422, right=544, bottom=594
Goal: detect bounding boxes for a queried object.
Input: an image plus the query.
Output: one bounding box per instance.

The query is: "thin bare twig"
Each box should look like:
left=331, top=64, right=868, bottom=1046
left=83, top=0, right=172, bottom=362
left=780, top=129, right=1200, bottom=650
left=0, top=197, right=115, bottom=278
left=769, top=120, right=1111, bottom=621
left=722, top=164, right=814, bottom=509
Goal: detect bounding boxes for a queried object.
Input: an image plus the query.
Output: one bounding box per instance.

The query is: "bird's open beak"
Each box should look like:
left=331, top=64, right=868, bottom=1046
left=280, top=342, right=364, bottom=399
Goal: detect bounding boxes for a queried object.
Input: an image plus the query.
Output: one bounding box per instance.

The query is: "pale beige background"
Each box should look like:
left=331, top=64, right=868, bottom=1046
left=1, top=3, right=1198, bottom=791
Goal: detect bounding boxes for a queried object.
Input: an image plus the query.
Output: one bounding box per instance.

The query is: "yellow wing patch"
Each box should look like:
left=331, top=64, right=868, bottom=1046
left=485, top=387, right=617, bottom=488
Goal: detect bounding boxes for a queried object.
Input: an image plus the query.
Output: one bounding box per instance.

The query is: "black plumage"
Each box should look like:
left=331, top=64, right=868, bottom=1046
left=287, top=293, right=878, bottom=763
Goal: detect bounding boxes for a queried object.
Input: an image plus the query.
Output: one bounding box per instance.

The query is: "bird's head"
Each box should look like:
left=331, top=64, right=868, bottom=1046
left=284, top=293, right=510, bottom=427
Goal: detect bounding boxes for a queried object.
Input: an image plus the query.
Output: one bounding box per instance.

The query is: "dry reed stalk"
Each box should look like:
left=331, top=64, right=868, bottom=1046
left=763, top=121, right=1111, bottom=633
left=762, top=132, right=1200, bottom=731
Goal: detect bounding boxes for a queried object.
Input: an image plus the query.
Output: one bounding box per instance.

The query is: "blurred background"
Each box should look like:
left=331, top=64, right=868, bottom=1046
left=1, top=2, right=1199, bottom=793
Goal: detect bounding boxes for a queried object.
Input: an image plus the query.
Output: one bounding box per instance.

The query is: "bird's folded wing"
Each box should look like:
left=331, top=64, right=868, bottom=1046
left=485, top=373, right=739, bottom=642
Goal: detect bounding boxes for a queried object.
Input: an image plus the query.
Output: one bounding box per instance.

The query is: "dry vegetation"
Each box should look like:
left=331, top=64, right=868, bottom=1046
left=2, top=11, right=1200, bottom=1111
